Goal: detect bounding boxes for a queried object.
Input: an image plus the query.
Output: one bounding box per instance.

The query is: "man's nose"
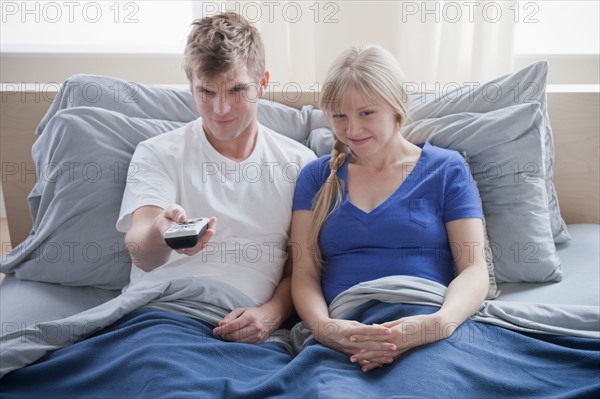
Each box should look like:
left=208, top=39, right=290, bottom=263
left=213, top=96, right=231, bottom=115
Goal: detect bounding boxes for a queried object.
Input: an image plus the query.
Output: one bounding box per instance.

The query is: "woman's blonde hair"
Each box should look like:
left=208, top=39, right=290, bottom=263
left=310, top=45, right=410, bottom=267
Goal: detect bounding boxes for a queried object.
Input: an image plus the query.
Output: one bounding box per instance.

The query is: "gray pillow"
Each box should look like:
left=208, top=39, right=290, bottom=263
left=1, top=74, right=323, bottom=289
left=409, top=61, right=568, bottom=244
left=37, top=75, right=199, bottom=134
left=0, top=107, right=184, bottom=289
left=306, top=128, right=335, bottom=157
left=37, top=74, right=316, bottom=144
left=402, top=104, right=561, bottom=283
left=307, top=62, right=569, bottom=244
left=296, top=104, right=562, bottom=283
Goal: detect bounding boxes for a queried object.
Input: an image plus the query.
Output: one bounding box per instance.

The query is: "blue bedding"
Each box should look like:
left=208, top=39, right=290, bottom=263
left=0, top=309, right=296, bottom=398
left=293, top=301, right=600, bottom=398
left=1, top=304, right=598, bottom=398
left=1, top=276, right=599, bottom=398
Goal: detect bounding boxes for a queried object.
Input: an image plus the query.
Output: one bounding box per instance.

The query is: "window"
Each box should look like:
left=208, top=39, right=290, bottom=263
left=0, top=0, right=193, bottom=53
left=512, top=0, right=599, bottom=84
left=514, top=0, right=599, bottom=55
left=1, top=1, right=598, bottom=85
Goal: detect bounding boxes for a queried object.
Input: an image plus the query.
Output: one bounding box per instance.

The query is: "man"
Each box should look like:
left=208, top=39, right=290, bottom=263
left=0, top=13, right=318, bottom=397
left=116, top=12, right=316, bottom=343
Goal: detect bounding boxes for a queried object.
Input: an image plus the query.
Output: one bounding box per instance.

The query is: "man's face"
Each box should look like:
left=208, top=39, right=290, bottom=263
left=192, top=65, right=269, bottom=143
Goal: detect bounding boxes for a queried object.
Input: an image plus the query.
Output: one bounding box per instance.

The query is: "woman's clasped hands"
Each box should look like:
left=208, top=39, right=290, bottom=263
left=317, top=313, right=455, bottom=373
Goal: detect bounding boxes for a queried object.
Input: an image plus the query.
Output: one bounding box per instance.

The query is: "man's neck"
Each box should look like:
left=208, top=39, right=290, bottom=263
left=202, top=124, right=259, bottom=162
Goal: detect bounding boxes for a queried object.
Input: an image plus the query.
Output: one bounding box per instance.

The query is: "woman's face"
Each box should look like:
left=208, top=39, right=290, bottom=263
left=329, top=89, right=399, bottom=160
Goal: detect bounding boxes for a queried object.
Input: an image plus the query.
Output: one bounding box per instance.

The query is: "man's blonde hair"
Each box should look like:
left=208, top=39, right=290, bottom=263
left=184, top=12, right=266, bottom=82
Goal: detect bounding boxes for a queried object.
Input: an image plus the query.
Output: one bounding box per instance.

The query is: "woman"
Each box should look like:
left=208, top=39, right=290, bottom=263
left=290, top=45, right=489, bottom=372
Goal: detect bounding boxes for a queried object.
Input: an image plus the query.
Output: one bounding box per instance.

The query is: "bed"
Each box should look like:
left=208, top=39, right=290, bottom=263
left=0, top=62, right=598, bottom=397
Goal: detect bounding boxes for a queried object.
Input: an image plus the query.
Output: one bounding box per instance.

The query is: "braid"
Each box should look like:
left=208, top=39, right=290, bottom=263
left=330, top=139, right=349, bottom=172
left=309, top=139, right=350, bottom=268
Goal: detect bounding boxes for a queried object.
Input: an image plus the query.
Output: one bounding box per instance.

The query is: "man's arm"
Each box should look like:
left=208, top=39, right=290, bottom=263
left=212, top=248, right=294, bottom=344
left=125, top=204, right=217, bottom=272
left=125, top=206, right=174, bottom=272
left=258, top=253, right=294, bottom=326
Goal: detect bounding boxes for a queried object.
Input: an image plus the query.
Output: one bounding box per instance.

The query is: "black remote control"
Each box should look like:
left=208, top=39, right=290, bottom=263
left=164, top=218, right=210, bottom=249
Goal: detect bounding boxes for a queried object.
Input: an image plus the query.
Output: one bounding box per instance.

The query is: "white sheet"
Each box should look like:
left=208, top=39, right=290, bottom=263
left=1, top=225, right=597, bottom=332
left=495, top=224, right=599, bottom=306
left=0, top=276, right=120, bottom=328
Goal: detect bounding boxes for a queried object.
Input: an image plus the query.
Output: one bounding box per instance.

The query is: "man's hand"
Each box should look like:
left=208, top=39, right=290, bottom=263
left=159, top=204, right=217, bottom=256
left=212, top=306, right=282, bottom=345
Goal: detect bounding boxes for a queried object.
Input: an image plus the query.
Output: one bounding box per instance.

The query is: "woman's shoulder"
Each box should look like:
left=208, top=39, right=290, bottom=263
left=421, top=142, right=468, bottom=165
left=303, top=153, right=333, bottom=172
left=297, top=154, right=333, bottom=184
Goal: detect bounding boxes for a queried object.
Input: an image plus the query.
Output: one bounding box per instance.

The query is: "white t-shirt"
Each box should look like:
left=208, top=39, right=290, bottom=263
left=116, top=118, right=316, bottom=305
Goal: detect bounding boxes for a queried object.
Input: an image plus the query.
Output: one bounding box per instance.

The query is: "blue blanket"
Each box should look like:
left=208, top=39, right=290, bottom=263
left=1, top=303, right=598, bottom=398
left=1, top=276, right=599, bottom=398
left=292, top=301, right=600, bottom=398
left=0, top=309, right=298, bottom=398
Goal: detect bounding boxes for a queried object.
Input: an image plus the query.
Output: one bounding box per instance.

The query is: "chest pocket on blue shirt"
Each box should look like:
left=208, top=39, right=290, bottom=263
left=409, top=199, right=438, bottom=227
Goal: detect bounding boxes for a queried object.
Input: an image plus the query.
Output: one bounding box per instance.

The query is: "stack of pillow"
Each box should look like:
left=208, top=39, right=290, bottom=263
left=0, top=62, right=568, bottom=300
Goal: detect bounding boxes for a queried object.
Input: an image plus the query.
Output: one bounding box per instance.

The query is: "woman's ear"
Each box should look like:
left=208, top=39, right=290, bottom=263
left=396, top=114, right=403, bottom=129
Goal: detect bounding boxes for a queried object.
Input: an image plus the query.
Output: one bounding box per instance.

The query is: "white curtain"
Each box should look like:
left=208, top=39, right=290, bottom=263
left=392, top=1, right=516, bottom=87
left=246, top=1, right=516, bottom=91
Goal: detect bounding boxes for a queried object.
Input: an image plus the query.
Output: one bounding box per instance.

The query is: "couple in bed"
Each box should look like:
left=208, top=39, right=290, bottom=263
left=122, top=11, right=484, bottom=370
left=120, top=10, right=487, bottom=369
left=0, top=10, right=489, bottom=394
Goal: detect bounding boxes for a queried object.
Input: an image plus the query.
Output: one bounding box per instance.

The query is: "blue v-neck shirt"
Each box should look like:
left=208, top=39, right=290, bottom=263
left=293, top=142, right=484, bottom=304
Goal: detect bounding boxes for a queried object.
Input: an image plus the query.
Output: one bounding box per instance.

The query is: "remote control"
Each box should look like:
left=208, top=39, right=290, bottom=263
left=164, top=218, right=210, bottom=249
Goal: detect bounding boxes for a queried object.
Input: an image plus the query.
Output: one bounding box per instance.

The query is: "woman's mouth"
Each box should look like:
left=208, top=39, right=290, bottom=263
left=349, top=137, right=370, bottom=145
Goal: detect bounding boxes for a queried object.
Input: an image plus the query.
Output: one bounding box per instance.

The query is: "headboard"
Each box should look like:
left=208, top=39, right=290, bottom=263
left=1, top=88, right=599, bottom=246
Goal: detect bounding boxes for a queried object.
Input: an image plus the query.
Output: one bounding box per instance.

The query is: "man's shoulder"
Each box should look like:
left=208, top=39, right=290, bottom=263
left=135, top=120, right=198, bottom=157
left=260, top=124, right=317, bottom=164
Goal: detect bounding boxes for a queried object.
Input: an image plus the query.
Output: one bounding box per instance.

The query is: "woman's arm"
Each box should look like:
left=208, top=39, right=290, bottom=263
left=290, top=211, right=331, bottom=329
left=353, top=217, right=489, bottom=371
left=291, top=210, right=395, bottom=356
left=436, top=217, right=489, bottom=331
